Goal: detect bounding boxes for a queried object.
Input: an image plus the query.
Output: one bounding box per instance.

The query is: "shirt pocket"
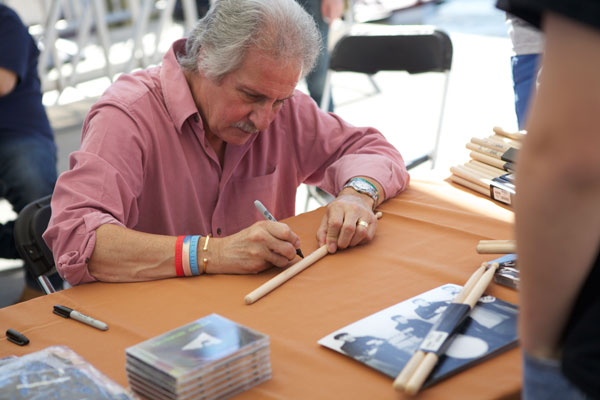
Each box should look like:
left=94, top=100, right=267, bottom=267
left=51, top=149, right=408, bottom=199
left=226, top=165, right=282, bottom=232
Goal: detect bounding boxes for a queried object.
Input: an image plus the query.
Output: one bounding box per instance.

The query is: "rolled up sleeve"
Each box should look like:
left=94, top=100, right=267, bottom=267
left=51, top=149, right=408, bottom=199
left=290, top=96, right=410, bottom=200
left=43, top=104, right=144, bottom=286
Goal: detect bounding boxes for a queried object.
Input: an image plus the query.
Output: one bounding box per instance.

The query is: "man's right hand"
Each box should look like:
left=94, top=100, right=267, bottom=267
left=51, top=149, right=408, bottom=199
left=209, top=221, right=301, bottom=274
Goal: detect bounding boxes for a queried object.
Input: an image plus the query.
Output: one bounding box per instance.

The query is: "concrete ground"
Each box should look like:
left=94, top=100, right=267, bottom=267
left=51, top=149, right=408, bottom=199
left=1, top=0, right=518, bottom=307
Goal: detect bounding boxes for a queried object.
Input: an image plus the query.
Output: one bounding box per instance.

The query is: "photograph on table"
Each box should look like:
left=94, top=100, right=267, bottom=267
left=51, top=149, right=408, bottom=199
left=319, top=284, right=519, bottom=388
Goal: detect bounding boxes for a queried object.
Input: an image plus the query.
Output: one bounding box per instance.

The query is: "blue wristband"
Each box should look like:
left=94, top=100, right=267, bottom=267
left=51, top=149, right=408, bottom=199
left=189, top=235, right=201, bottom=276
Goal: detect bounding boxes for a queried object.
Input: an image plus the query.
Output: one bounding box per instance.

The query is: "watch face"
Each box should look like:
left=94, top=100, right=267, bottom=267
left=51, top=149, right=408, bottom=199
left=345, top=179, right=377, bottom=201
left=353, top=180, right=371, bottom=191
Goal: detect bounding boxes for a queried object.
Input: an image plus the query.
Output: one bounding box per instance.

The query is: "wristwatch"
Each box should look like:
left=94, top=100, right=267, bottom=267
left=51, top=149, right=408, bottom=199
left=342, top=178, right=379, bottom=208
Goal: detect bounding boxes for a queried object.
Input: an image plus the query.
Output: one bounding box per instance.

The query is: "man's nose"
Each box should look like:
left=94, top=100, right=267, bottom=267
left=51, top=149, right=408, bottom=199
left=249, top=102, right=277, bottom=132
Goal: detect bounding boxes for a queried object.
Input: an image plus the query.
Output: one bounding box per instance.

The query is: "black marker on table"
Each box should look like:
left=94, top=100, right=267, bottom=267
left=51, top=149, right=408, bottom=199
left=254, top=200, right=304, bottom=258
left=53, top=305, right=108, bottom=331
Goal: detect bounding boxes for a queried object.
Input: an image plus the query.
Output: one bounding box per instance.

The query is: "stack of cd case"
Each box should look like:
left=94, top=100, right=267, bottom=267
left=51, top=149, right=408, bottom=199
left=125, top=314, right=271, bottom=400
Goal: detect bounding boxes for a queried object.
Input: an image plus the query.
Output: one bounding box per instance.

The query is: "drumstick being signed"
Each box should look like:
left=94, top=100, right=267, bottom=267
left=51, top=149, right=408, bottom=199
left=244, top=211, right=383, bottom=305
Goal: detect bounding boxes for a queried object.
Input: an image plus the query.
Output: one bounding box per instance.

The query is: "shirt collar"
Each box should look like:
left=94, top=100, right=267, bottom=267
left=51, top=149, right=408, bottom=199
left=160, top=39, right=199, bottom=134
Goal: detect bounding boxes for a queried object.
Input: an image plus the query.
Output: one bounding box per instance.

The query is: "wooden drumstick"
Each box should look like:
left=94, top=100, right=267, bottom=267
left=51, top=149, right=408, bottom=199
left=245, top=245, right=329, bottom=304
left=450, top=165, right=492, bottom=189
left=470, top=137, right=511, bottom=152
left=476, top=239, right=516, bottom=254
left=470, top=151, right=507, bottom=170
left=491, top=134, right=522, bottom=149
left=467, top=160, right=505, bottom=177
left=461, top=163, right=498, bottom=181
left=493, top=126, right=526, bottom=141
left=245, top=212, right=383, bottom=304
left=449, top=175, right=490, bottom=197
left=466, top=142, right=504, bottom=160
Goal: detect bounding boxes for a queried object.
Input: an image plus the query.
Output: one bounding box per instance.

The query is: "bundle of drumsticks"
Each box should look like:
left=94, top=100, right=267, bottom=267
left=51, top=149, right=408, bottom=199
left=449, top=126, right=524, bottom=206
left=393, top=239, right=517, bottom=395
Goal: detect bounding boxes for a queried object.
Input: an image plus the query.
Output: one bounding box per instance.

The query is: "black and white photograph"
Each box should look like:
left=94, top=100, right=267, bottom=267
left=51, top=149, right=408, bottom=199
left=318, top=284, right=519, bottom=386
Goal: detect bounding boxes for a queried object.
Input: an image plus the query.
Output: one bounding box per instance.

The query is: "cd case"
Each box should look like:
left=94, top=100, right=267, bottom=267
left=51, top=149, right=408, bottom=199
left=319, top=284, right=518, bottom=388
left=125, top=313, right=271, bottom=399
left=0, top=345, right=134, bottom=399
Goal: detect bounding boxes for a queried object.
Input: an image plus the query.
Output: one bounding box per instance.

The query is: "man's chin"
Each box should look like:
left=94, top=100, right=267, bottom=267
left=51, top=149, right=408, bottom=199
left=226, top=128, right=257, bottom=145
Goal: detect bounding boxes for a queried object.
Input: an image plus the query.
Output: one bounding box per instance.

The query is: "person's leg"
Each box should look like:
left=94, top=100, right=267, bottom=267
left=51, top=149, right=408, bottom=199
left=0, top=136, right=61, bottom=289
left=297, top=0, right=334, bottom=112
left=0, top=137, right=57, bottom=214
left=522, top=352, right=590, bottom=400
left=511, top=53, right=540, bottom=130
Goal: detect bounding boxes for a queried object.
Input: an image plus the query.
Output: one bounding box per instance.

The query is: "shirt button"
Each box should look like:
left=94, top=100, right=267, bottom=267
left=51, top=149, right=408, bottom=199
left=193, top=115, right=199, bottom=123
left=216, top=228, right=222, bottom=235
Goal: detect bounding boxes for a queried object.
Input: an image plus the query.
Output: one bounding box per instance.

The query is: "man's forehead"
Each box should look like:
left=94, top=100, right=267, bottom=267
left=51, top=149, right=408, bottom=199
left=237, top=83, right=295, bottom=101
left=231, top=49, right=301, bottom=97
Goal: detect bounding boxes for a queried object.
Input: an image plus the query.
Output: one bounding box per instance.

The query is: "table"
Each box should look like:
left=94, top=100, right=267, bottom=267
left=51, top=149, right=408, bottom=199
left=0, top=180, right=519, bottom=399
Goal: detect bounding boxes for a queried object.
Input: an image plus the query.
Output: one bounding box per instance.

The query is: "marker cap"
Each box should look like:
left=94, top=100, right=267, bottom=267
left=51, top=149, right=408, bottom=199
left=53, top=305, right=73, bottom=318
left=6, top=329, right=29, bottom=346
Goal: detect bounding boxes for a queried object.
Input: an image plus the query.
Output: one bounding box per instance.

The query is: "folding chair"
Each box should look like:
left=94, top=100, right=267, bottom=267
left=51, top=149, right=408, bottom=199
left=322, top=23, right=452, bottom=169
left=305, top=23, right=453, bottom=210
left=13, top=195, right=58, bottom=294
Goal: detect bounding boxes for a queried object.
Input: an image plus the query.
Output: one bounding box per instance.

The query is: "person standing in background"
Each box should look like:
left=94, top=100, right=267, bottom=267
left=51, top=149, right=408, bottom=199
left=297, top=0, right=345, bottom=111
left=505, top=13, right=544, bottom=129
left=0, top=4, right=61, bottom=295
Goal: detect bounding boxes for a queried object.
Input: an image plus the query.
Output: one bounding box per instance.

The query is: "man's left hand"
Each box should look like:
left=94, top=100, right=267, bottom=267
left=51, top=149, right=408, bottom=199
left=317, top=190, right=377, bottom=253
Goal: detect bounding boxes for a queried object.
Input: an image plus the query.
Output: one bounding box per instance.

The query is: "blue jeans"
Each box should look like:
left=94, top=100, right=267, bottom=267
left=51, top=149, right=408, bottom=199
left=523, top=352, right=590, bottom=400
left=297, top=0, right=334, bottom=112
left=0, top=135, right=60, bottom=288
left=511, top=53, right=540, bottom=130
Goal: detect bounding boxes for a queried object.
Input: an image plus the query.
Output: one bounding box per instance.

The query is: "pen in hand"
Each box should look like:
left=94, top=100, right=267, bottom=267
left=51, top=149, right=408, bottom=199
left=254, top=200, right=304, bottom=258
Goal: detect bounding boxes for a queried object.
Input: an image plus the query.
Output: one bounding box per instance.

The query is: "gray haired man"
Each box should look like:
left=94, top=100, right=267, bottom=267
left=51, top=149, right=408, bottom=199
left=45, top=0, right=409, bottom=285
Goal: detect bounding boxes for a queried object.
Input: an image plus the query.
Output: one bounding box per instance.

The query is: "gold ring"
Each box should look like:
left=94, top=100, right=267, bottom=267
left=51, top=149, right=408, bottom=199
left=357, top=220, right=369, bottom=229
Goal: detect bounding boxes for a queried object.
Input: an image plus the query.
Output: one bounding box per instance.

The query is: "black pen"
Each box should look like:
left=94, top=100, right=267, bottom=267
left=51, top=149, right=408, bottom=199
left=53, top=305, right=108, bottom=331
left=254, top=200, right=304, bottom=258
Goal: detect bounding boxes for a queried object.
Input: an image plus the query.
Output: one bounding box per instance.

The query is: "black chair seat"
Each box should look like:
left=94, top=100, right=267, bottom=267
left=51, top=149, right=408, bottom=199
left=13, top=195, right=58, bottom=294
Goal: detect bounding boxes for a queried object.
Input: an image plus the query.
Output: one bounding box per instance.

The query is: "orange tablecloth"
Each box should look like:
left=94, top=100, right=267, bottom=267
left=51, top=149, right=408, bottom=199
left=0, top=180, right=518, bottom=399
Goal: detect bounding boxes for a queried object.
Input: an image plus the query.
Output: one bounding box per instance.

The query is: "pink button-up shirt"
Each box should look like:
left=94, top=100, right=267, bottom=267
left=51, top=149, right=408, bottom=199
left=44, top=39, right=409, bottom=285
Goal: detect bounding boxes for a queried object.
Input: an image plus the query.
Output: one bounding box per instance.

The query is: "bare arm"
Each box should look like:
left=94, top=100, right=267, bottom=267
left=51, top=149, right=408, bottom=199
left=0, top=67, right=18, bottom=97
left=516, top=13, right=600, bottom=358
left=89, top=221, right=302, bottom=282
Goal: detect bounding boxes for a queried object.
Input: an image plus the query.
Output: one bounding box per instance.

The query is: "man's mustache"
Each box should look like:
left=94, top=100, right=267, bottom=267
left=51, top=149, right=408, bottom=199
left=232, top=120, right=259, bottom=134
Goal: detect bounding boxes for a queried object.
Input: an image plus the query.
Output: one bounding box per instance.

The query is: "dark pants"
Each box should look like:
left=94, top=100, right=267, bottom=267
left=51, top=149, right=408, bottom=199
left=297, top=0, right=334, bottom=112
left=0, top=135, right=60, bottom=288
